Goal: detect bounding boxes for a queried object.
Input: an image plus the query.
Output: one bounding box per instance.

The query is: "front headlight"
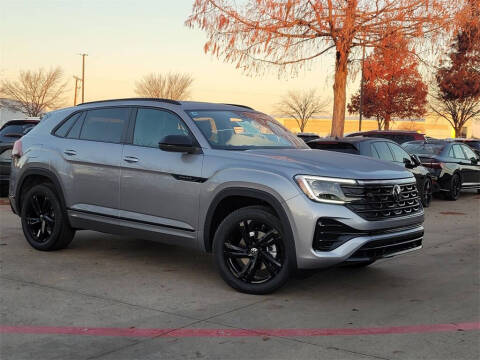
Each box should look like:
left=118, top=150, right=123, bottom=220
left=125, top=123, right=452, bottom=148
left=294, top=175, right=357, bottom=204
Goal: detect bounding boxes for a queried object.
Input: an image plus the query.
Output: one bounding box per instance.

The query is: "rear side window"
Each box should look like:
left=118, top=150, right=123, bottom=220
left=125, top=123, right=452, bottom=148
left=371, top=142, right=394, bottom=161
left=452, top=144, right=467, bottom=159
left=462, top=145, right=477, bottom=159
left=388, top=143, right=411, bottom=163
left=55, top=113, right=82, bottom=137
left=133, top=108, right=189, bottom=148
left=67, top=115, right=84, bottom=139
left=80, top=108, right=129, bottom=143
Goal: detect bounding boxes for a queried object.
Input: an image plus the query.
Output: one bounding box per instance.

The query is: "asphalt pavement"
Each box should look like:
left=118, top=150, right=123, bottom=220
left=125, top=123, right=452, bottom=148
left=0, top=192, right=479, bottom=360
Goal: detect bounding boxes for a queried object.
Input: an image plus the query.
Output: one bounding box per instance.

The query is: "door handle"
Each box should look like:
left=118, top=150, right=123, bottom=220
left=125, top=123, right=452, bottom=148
left=123, top=156, right=139, bottom=163
left=64, top=149, right=77, bottom=156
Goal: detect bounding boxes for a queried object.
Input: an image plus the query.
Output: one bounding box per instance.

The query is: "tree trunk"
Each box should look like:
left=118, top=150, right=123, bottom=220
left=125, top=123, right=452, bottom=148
left=384, top=114, right=391, bottom=130
left=299, top=120, right=306, bottom=132
left=331, top=51, right=349, bottom=137
left=454, top=125, right=462, bottom=137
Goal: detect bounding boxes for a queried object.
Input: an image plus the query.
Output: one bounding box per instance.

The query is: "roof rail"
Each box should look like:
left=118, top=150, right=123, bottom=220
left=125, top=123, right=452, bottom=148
left=223, top=103, right=254, bottom=110
left=77, top=98, right=181, bottom=106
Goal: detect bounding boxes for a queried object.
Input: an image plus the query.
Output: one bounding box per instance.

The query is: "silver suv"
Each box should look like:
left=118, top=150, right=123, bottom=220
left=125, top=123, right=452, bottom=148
left=9, top=99, right=424, bottom=294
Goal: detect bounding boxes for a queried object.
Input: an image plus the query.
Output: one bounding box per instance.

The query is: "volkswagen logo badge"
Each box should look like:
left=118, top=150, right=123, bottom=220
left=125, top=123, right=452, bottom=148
left=392, top=184, right=402, bottom=202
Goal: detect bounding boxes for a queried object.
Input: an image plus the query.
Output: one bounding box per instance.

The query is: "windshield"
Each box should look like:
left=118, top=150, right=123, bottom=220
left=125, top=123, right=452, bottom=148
left=403, top=142, right=445, bottom=155
left=187, top=110, right=307, bottom=150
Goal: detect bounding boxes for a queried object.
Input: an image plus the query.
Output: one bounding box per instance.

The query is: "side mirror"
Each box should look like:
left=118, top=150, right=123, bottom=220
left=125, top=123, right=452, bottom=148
left=159, top=135, right=199, bottom=154
left=403, top=157, right=415, bottom=169
left=471, top=157, right=479, bottom=165
left=410, top=154, right=421, bottom=167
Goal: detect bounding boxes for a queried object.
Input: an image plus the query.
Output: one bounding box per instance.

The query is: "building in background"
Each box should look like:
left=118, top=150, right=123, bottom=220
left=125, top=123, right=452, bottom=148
left=0, top=99, right=26, bottom=127
left=276, top=114, right=478, bottom=139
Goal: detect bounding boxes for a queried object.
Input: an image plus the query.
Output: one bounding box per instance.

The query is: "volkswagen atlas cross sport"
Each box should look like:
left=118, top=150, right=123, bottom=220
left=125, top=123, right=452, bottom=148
left=9, top=98, right=425, bottom=294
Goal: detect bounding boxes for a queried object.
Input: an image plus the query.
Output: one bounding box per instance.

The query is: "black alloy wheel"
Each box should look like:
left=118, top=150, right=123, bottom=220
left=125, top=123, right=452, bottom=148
left=445, top=173, right=461, bottom=201
left=213, top=206, right=293, bottom=294
left=223, top=219, right=284, bottom=284
left=422, top=178, right=432, bottom=208
left=21, top=184, right=75, bottom=251
left=24, top=192, right=56, bottom=243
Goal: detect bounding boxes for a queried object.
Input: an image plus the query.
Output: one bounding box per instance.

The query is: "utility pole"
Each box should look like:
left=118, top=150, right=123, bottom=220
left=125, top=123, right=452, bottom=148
left=358, top=43, right=366, bottom=131
left=78, top=53, right=88, bottom=103
left=73, top=76, right=82, bottom=105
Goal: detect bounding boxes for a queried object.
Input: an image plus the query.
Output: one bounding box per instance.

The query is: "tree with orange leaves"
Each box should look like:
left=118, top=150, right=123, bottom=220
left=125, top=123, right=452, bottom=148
left=186, top=0, right=456, bottom=136
left=430, top=0, right=480, bottom=137
left=348, top=37, right=428, bottom=130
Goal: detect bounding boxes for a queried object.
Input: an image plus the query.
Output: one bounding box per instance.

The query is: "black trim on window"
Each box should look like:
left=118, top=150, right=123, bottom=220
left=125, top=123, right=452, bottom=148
left=51, top=110, right=85, bottom=137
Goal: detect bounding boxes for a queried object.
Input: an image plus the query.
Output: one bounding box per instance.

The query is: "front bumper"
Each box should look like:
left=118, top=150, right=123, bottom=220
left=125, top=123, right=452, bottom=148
left=285, top=194, right=424, bottom=269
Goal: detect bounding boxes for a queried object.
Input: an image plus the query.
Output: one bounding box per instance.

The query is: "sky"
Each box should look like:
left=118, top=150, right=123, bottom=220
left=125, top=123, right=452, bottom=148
left=0, top=0, right=359, bottom=115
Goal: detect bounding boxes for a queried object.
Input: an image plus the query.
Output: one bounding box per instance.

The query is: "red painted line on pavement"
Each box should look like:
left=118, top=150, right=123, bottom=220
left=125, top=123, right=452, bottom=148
left=1, top=322, right=479, bottom=338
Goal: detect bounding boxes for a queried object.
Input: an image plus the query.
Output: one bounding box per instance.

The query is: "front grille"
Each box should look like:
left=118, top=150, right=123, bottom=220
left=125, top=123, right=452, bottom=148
left=348, top=230, right=423, bottom=260
left=342, top=181, right=422, bottom=221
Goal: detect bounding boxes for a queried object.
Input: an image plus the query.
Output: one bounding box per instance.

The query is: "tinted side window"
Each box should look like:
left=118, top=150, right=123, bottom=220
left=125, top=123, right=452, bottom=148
left=448, top=147, right=454, bottom=157
left=388, top=143, right=411, bottom=163
left=461, top=145, right=477, bottom=160
left=80, top=108, right=129, bottom=143
left=55, top=113, right=82, bottom=137
left=133, top=108, right=189, bottom=148
left=452, top=144, right=467, bottom=159
left=67, top=114, right=84, bottom=139
left=372, top=142, right=394, bottom=161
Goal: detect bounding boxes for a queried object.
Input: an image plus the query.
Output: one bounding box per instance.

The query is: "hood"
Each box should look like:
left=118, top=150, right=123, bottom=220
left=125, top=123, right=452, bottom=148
left=241, top=148, right=413, bottom=180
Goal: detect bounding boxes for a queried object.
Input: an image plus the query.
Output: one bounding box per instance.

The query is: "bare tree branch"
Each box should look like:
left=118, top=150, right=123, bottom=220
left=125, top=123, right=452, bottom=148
left=0, top=67, right=67, bottom=117
left=134, top=72, right=194, bottom=100
left=276, top=89, right=329, bottom=132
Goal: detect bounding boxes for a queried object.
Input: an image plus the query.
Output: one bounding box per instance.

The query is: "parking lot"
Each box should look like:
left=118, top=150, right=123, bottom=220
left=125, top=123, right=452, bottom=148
left=0, top=192, right=479, bottom=360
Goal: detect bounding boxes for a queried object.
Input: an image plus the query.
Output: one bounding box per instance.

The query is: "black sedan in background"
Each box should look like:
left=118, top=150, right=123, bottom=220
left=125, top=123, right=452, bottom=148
left=403, top=140, right=480, bottom=200
left=307, top=137, right=433, bottom=207
left=0, top=119, right=39, bottom=195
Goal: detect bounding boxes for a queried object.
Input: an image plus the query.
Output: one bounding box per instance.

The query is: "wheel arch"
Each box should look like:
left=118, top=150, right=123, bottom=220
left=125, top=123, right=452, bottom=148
left=203, top=187, right=296, bottom=266
left=15, top=168, right=67, bottom=214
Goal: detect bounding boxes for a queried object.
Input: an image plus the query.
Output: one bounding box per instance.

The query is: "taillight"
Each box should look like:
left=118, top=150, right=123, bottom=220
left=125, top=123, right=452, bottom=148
left=422, top=161, right=443, bottom=169
left=12, top=140, right=23, bottom=158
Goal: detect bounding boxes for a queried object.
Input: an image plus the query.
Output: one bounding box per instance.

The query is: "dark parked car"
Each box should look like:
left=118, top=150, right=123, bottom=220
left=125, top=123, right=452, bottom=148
left=307, top=137, right=433, bottom=207
left=403, top=140, right=480, bottom=199
left=0, top=119, right=39, bottom=194
left=346, top=130, right=425, bottom=144
left=297, top=132, right=320, bottom=143
left=446, top=138, right=480, bottom=157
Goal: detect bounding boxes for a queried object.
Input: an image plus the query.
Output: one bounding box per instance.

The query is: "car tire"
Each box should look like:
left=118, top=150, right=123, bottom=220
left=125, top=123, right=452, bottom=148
left=21, top=184, right=75, bottom=251
left=445, top=173, right=461, bottom=201
left=213, top=205, right=294, bottom=294
left=421, top=177, right=432, bottom=208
